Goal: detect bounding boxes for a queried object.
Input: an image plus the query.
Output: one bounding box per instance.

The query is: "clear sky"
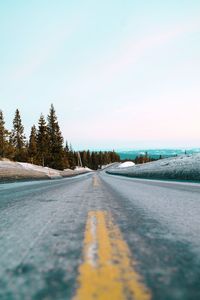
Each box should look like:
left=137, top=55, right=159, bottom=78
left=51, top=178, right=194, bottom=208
left=0, top=0, right=200, bottom=150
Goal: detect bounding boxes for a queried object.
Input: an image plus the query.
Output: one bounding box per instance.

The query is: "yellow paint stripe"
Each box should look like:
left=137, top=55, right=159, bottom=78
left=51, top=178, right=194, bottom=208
left=73, top=211, right=151, bottom=300
left=93, top=176, right=100, bottom=187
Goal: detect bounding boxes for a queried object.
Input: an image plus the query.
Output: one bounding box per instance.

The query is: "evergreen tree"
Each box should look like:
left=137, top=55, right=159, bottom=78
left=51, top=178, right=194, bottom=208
left=47, top=104, right=64, bottom=170
left=36, top=114, right=49, bottom=167
left=80, top=150, right=88, bottom=167
left=97, top=151, right=102, bottom=168
left=0, top=110, right=9, bottom=158
left=103, top=151, right=109, bottom=165
left=74, top=151, right=79, bottom=167
left=91, top=152, right=98, bottom=169
left=86, top=150, right=91, bottom=168
left=67, top=144, right=76, bottom=169
left=28, top=125, right=37, bottom=164
left=63, top=141, right=70, bottom=169
left=10, top=109, right=26, bottom=161
left=65, top=141, right=70, bottom=152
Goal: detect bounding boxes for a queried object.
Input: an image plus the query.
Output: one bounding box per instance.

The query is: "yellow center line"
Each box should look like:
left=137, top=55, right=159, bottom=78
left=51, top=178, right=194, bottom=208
left=73, top=211, right=151, bottom=300
left=93, top=176, right=100, bottom=187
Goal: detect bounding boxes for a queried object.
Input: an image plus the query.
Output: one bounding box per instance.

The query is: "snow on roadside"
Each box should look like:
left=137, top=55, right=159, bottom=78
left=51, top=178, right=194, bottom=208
left=74, top=166, right=93, bottom=172
left=0, top=160, right=91, bottom=182
left=107, top=154, right=200, bottom=181
left=117, top=161, right=135, bottom=168
left=18, top=162, right=61, bottom=178
left=0, top=160, right=50, bottom=182
left=101, top=163, right=119, bottom=169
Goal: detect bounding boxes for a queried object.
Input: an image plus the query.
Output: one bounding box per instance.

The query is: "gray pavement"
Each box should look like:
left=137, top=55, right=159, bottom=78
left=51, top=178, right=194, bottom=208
left=0, top=172, right=200, bottom=299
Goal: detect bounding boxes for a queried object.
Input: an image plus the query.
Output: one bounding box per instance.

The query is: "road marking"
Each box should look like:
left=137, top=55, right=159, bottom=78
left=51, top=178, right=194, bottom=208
left=73, top=211, right=151, bottom=300
left=93, top=176, right=100, bottom=187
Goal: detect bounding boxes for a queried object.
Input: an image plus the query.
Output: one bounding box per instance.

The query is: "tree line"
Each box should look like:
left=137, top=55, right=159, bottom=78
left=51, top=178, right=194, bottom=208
left=0, top=104, right=120, bottom=170
left=134, top=152, right=157, bottom=164
left=121, top=152, right=161, bottom=165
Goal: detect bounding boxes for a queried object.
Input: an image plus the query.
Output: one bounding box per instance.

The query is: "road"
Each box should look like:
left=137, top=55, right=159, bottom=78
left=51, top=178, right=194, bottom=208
left=0, top=171, right=200, bottom=300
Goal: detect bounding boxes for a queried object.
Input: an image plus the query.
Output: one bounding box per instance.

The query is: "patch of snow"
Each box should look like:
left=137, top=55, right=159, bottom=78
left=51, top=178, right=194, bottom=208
left=18, top=163, right=61, bottom=178
left=74, top=166, right=92, bottom=172
left=101, top=163, right=119, bottom=169
left=0, top=160, right=62, bottom=180
left=0, top=160, right=93, bottom=183
left=118, top=161, right=135, bottom=168
left=107, top=154, right=200, bottom=181
left=0, top=161, right=23, bottom=169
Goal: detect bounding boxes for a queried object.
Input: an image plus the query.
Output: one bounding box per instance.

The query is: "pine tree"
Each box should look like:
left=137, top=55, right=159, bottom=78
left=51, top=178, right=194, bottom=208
left=36, top=114, right=49, bottom=167
left=47, top=104, right=64, bottom=170
left=0, top=110, right=9, bottom=158
left=65, top=141, right=69, bottom=152
left=86, top=150, right=91, bottom=168
left=67, top=144, right=76, bottom=169
left=80, top=150, right=88, bottom=167
left=98, top=151, right=103, bottom=168
left=63, top=141, right=70, bottom=169
left=10, top=109, right=26, bottom=161
left=91, top=152, right=98, bottom=170
left=74, top=151, right=78, bottom=167
left=28, top=125, right=37, bottom=164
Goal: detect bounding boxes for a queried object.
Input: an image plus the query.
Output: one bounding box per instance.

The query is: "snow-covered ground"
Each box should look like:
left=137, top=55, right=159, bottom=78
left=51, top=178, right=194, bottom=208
left=18, top=162, right=62, bottom=178
left=101, top=163, right=119, bottom=169
left=117, top=161, right=135, bottom=168
left=74, top=166, right=92, bottom=172
left=0, top=160, right=91, bottom=182
left=107, top=154, right=200, bottom=181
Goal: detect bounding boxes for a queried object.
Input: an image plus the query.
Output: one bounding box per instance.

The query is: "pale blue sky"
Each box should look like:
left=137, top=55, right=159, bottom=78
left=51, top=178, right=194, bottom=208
left=1, top=0, right=200, bottom=149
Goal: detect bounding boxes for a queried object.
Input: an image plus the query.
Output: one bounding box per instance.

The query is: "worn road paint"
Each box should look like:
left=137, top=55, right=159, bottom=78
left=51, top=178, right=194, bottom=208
left=93, top=176, right=100, bottom=187
left=73, top=211, right=151, bottom=300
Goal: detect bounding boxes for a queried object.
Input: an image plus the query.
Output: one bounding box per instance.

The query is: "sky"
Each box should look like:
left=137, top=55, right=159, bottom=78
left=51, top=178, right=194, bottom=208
left=0, top=0, right=200, bottom=150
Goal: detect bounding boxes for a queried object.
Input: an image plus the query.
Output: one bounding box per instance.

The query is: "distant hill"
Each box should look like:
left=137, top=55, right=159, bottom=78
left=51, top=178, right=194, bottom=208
left=117, top=148, right=200, bottom=160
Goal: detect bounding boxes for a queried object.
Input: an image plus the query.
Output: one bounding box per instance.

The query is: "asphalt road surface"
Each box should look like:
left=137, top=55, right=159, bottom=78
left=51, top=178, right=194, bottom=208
left=0, top=171, right=200, bottom=300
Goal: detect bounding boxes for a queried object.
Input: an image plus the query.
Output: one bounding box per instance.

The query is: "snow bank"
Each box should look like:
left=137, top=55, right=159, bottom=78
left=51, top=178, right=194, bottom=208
left=101, top=163, right=119, bottom=169
left=0, top=161, right=50, bottom=182
left=118, top=161, right=135, bottom=168
left=106, top=154, right=200, bottom=181
left=74, top=166, right=93, bottom=172
left=61, top=166, right=93, bottom=178
left=0, top=161, right=92, bottom=182
left=18, top=163, right=62, bottom=179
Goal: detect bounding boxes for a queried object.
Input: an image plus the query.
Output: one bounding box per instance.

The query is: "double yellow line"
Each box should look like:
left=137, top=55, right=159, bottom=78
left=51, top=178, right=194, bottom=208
left=73, top=211, right=151, bottom=300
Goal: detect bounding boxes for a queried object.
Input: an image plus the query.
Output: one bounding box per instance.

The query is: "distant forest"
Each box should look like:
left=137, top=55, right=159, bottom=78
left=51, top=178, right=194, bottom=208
left=0, top=104, right=120, bottom=170
left=120, top=152, right=161, bottom=165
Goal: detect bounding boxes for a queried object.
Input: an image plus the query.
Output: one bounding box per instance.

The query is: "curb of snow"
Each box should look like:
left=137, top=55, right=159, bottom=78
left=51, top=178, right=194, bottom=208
left=106, top=154, right=200, bottom=182
left=0, top=161, right=92, bottom=183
